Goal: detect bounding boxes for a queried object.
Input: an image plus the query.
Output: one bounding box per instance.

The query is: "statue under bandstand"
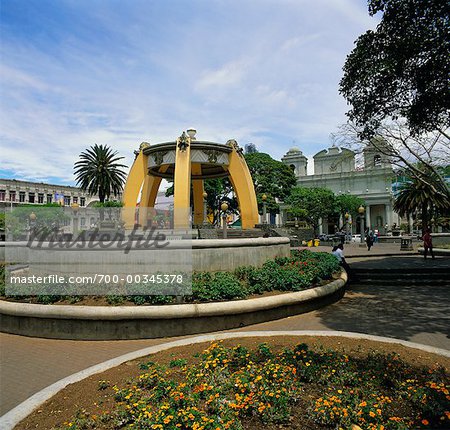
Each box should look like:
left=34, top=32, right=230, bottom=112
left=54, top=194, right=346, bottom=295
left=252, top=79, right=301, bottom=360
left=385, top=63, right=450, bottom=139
left=122, top=129, right=259, bottom=229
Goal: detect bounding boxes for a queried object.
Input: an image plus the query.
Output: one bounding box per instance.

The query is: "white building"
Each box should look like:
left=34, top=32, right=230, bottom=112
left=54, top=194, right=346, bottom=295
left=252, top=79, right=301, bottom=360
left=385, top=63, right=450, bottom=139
left=281, top=143, right=403, bottom=235
left=0, top=178, right=100, bottom=208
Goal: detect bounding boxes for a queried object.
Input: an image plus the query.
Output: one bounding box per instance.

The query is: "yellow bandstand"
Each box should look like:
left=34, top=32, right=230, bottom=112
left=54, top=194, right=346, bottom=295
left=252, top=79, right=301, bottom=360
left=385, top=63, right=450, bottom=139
left=122, top=129, right=259, bottom=229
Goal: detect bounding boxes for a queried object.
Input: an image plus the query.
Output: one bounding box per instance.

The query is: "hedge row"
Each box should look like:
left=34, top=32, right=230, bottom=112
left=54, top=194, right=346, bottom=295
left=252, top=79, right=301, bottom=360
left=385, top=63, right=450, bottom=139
left=1, top=250, right=341, bottom=305
left=188, top=249, right=340, bottom=302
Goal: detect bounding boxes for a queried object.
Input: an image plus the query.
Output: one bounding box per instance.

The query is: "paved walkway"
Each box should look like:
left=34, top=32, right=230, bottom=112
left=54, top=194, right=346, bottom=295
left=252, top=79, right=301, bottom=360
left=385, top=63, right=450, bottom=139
left=1, top=252, right=449, bottom=416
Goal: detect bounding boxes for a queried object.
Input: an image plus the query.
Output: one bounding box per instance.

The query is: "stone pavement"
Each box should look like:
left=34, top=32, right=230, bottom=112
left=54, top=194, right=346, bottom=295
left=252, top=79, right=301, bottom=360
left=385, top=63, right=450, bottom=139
left=1, top=251, right=449, bottom=416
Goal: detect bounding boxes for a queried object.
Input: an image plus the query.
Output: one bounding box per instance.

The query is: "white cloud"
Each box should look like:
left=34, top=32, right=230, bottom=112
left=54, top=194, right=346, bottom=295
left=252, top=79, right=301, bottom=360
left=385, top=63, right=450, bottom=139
left=196, top=59, right=249, bottom=90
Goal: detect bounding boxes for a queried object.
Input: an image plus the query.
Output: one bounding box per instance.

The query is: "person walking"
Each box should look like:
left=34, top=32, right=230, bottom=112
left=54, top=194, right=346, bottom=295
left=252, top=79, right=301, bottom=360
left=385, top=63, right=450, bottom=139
left=422, top=228, right=435, bottom=259
left=365, top=228, right=374, bottom=251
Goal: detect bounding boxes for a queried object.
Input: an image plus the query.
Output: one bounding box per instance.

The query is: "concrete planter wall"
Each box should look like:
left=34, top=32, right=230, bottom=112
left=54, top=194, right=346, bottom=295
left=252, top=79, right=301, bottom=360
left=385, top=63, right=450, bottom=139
left=418, top=247, right=450, bottom=256
left=0, top=237, right=290, bottom=273
left=191, top=237, right=290, bottom=271
left=0, top=271, right=347, bottom=340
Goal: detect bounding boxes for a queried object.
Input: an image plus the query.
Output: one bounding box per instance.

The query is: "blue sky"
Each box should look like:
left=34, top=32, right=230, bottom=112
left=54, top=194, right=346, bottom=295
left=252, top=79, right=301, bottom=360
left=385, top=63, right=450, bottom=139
left=1, top=0, right=378, bottom=185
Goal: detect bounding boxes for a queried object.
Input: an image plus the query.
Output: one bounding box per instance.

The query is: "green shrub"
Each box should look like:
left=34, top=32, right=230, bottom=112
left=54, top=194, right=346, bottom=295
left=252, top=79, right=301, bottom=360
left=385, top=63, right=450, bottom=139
left=192, top=271, right=247, bottom=301
left=2, top=250, right=341, bottom=305
left=106, top=295, right=124, bottom=305
left=37, top=295, right=60, bottom=304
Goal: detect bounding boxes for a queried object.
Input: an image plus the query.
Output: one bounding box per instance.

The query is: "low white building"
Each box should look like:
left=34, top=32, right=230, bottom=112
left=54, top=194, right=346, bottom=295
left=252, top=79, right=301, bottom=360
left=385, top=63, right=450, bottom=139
left=0, top=178, right=100, bottom=208
left=280, top=144, right=404, bottom=235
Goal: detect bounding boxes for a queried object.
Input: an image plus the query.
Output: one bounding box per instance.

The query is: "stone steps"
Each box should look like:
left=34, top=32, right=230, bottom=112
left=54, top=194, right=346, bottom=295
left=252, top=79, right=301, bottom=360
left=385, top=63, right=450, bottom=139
left=352, top=268, right=450, bottom=286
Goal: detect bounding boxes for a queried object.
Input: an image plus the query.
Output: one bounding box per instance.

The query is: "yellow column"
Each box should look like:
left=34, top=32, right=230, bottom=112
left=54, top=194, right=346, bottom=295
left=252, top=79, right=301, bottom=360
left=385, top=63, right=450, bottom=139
left=227, top=146, right=259, bottom=229
left=122, top=150, right=148, bottom=228
left=192, top=163, right=204, bottom=225
left=138, top=165, right=168, bottom=226
left=173, top=135, right=192, bottom=229
left=138, top=175, right=161, bottom=227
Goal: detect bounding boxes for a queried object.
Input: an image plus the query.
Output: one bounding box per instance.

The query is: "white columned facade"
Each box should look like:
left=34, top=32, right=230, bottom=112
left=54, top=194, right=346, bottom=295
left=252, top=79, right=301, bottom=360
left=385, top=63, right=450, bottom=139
left=275, top=213, right=281, bottom=226
left=385, top=204, right=392, bottom=231
left=318, top=217, right=323, bottom=235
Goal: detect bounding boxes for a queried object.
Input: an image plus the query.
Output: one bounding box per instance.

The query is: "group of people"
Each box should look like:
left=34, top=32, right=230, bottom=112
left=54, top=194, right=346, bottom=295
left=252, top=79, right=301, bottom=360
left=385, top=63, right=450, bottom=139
left=331, top=228, right=435, bottom=279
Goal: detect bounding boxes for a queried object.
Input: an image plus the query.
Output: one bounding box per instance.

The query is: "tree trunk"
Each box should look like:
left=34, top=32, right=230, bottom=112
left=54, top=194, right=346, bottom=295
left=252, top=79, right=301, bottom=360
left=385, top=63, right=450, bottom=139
left=421, top=201, right=428, bottom=236
left=99, top=191, right=105, bottom=221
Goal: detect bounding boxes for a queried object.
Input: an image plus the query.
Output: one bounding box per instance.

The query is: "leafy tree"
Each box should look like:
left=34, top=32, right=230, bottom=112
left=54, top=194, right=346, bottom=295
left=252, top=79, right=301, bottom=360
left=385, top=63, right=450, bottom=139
left=93, top=201, right=123, bottom=207
left=6, top=205, right=68, bottom=239
left=74, top=144, right=127, bottom=203
left=165, top=178, right=238, bottom=226
left=334, top=194, right=365, bottom=218
left=244, top=143, right=258, bottom=154
left=245, top=152, right=297, bottom=215
left=393, top=166, right=450, bottom=234
left=333, top=122, right=449, bottom=199
left=285, top=187, right=336, bottom=234
left=203, top=178, right=238, bottom=225
left=340, top=0, right=450, bottom=138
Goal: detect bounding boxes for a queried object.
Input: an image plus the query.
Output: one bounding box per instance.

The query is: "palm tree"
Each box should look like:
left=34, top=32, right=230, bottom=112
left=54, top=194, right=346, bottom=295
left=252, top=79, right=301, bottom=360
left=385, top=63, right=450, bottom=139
left=394, top=167, right=450, bottom=234
left=74, top=144, right=128, bottom=203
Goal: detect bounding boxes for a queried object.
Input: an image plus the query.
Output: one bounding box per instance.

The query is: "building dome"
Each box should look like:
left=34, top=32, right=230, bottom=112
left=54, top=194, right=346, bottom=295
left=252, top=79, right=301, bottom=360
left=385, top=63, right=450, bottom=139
left=288, top=146, right=301, bottom=153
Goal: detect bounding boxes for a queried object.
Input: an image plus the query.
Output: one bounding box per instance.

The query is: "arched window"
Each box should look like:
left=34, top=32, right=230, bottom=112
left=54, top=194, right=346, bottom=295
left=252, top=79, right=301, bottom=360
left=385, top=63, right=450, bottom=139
left=289, top=164, right=296, bottom=174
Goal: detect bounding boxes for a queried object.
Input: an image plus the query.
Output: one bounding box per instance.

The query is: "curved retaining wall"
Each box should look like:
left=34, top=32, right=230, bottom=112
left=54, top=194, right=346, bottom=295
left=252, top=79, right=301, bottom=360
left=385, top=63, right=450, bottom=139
left=192, top=237, right=290, bottom=271
left=0, top=237, right=290, bottom=273
left=0, top=271, right=347, bottom=340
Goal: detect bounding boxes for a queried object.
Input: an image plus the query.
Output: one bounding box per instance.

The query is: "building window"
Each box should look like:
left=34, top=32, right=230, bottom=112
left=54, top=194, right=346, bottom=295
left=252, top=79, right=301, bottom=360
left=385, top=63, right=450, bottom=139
left=73, top=196, right=78, bottom=204
left=19, top=191, right=25, bottom=202
left=28, top=192, right=35, bottom=203
left=64, top=196, right=71, bottom=206
left=0, top=190, right=5, bottom=201
left=80, top=197, right=86, bottom=207
left=80, top=217, right=86, bottom=227
left=374, top=155, right=381, bottom=167
left=9, top=191, right=16, bottom=202
left=47, top=194, right=52, bottom=204
left=38, top=193, right=44, bottom=204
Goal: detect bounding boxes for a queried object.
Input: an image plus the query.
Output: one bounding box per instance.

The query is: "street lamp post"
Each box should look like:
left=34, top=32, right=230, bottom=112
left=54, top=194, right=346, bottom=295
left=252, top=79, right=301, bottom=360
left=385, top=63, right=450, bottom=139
left=344, top=212, right=350, bottom=243
left=28, top=211, right=37, bottom=241
left=262, top=194, right=267, bottom=224
left=71, top=202, right=80, bottom=236
left=221, top=202, right=228, bottom=239
left=358, top=205, right=365, bottom=244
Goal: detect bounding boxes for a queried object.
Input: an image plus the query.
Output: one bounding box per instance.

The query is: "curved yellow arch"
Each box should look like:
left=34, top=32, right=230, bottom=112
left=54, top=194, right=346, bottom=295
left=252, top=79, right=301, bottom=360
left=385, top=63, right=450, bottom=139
left=122, top=150, right=148, bottom=228
left=227, top=147, right=259, bottom=229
